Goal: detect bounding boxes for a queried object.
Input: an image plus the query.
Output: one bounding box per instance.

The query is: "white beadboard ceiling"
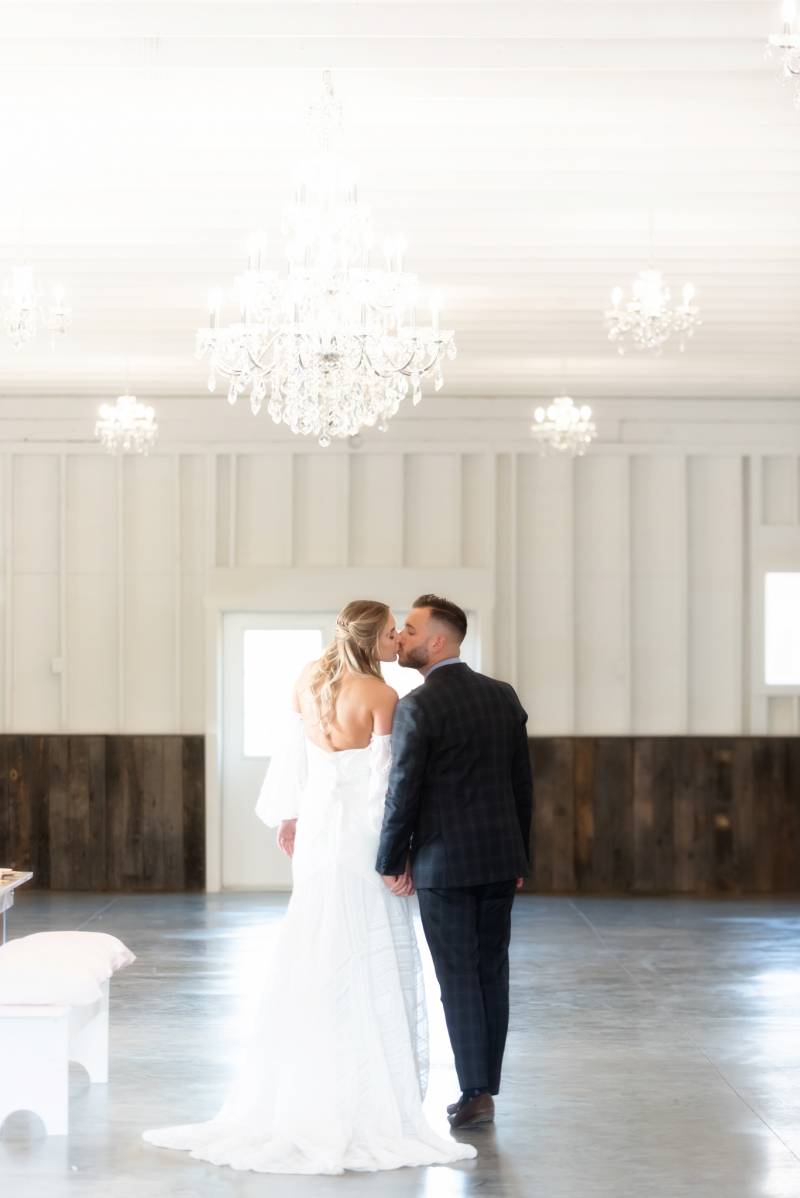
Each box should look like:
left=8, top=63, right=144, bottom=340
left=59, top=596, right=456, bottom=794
left=0, top=0, right=797, bottom=439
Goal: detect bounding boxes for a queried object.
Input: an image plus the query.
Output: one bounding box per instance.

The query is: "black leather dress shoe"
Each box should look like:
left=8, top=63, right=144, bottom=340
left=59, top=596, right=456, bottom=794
left=448, top=1092, right=495, bottom=1128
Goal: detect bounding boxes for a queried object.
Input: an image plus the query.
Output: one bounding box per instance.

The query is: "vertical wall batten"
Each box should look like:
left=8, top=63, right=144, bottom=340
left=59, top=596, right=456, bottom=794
left=228, top=453, right=238, bottom=569
left=114, top=452, right=123, bottom=728
left=205, top=453, right=217, bottom=571
left=3, top=457, right=12, bottom=730
left=59, top=453, right=67, bottom=729
left=509, top=453, right=519, bottom=689
left=173, top=454, right=182, bottom=732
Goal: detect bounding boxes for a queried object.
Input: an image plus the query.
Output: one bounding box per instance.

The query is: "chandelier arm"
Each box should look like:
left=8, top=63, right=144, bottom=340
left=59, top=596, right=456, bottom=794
left=363, top=343, right=442, bottom=378
left=244, top=347, right=276, bottom=375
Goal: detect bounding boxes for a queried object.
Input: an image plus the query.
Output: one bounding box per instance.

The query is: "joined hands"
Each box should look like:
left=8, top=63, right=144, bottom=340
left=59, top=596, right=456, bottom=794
left=381, top=871, right=415, bottom=898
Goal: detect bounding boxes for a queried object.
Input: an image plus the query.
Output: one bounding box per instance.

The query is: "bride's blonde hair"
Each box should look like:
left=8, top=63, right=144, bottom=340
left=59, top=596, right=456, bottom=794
left=308, top=600, right=389, bottom=737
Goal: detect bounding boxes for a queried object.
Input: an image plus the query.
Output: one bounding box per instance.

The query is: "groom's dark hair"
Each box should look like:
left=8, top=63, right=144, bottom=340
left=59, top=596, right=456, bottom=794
left=412, top=594, right=467, bottom=644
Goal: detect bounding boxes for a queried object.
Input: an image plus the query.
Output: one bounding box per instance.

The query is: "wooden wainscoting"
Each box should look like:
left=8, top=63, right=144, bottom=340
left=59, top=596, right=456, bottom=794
left=0, top=736, right=204, bottom=892
left=527, top=737, right=800, bottom=895
left=1, top=734, right=797, bottom=895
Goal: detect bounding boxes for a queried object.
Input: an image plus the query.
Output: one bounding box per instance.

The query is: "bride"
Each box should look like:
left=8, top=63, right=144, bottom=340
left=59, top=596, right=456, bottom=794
left=143, top=600, right=476, bottom=1175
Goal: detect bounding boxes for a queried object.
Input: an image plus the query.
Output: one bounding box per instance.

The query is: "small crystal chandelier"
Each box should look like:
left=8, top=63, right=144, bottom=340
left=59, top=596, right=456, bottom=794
left=531, top=395, right=596, bottom=457
left=198, top=72, right=456, bottom=446
left=1, top=263, right=70, bottom=349
left=95, top=393, right=158, bottom=455
left=605, top=269, right=699, bottom=354
left=767, top=0, right=800, bottom=105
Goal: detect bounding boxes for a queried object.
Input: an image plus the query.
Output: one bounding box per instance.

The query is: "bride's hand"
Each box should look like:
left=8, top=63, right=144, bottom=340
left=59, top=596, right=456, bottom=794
left=277, top=819, right=297, bottom=857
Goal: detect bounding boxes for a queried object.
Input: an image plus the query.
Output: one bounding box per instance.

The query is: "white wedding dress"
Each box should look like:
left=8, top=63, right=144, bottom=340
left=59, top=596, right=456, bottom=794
left=143, top=713, right=476, bottom=1175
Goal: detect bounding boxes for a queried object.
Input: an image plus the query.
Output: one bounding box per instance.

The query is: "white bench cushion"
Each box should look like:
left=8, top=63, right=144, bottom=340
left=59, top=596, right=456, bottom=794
left=0, top=930, right=135, bottom=1006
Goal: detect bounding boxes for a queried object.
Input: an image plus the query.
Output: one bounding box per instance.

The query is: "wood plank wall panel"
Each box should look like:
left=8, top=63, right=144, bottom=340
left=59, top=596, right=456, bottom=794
left=530, top=737, right=574, bottom=892
left=403, top=454, right=460, bottom=567
left=0, top=735, right=204, bottom=891
left=574, top=459, right=630, bottom=733
left=181, top=735, right=206, bottom=890
left=236, top=454, right=293, bottom=567
left=630, top=457, right=687, bottom=733
left=293, top=454, right=348, bottom=566
left=762, top=456, right=797, bottom=525
left=493, top=455, right=515, bottom=686
left=1, top=733, right=798, bottom=895
left=349, top=454, right=404, bottom=567
left=687, top=457, right=743, bottom=732
left=527, top=736, right=800, bottom=896
left=123, top=457, right=176, bottom=732
left=517, top=455, right=574, bottom=732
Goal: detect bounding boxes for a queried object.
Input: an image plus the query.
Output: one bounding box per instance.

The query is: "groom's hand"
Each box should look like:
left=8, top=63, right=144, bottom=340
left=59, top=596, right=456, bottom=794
left=277, top=819, right=297, bottom=857
left=382, top=873, right=414, bottom=897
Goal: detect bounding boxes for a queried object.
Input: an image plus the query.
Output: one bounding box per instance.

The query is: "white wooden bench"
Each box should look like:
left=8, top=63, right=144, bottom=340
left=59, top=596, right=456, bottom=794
left=0, top=979, right=109, bottom=1136
left=0, top=928, right=133, bottom=1137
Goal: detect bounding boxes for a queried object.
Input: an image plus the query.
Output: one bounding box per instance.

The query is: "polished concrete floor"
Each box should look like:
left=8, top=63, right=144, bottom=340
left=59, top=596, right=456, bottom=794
left=3, top=892, right=800, bottom=1197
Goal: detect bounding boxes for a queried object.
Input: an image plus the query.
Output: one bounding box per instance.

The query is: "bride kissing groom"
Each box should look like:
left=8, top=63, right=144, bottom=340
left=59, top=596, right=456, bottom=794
left=144, top=594, right=532, bottom=1175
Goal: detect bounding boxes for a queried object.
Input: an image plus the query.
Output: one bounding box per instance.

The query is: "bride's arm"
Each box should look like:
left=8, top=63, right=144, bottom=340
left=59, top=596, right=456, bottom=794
left=277, top=680, right=303, bottom=856
left=255, top=672, right=309, bottom=853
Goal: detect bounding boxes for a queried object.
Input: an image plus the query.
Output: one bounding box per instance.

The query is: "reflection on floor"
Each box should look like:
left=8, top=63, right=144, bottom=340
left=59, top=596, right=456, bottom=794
left=2, top=892, right=800, bottom=1197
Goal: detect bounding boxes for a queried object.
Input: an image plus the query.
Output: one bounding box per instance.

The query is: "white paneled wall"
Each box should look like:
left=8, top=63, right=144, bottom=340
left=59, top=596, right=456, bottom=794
left=0, top=444, right=798, bottom=736
left=688, top=457, right=744, bottom=733
left=574, top=457, right=630, bottom=733
left=66, top=455, right=117, bottom=730
left=516, top=455, right=574, bottom=729
left=630, top=457, right=687, bottom=733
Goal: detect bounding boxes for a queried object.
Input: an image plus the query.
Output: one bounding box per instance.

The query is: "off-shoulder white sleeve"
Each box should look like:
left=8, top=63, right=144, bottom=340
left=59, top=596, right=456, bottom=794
left=254, top=712, right=308, bottom=827
left=368, top=734, right=393, bottom=834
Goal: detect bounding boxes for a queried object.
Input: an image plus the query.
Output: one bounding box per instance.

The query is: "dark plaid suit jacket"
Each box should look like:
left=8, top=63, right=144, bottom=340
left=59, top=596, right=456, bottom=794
left=375, top=663, right=533, bottom=887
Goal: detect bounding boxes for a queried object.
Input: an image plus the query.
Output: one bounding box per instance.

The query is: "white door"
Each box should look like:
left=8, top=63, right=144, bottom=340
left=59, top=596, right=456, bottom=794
left=222, top=612, right=332, bottom=889
left=221, top=610, right=480, bottom=889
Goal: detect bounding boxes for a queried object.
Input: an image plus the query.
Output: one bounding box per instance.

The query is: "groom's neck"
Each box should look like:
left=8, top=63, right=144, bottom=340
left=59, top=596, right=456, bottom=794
left=419, top=652, right=461, bottom=678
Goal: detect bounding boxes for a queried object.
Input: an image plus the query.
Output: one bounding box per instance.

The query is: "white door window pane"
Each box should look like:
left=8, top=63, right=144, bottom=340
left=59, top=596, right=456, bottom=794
left=765, top=573, right=800, bottom=686
left=243, top=629, right=323, bottom=757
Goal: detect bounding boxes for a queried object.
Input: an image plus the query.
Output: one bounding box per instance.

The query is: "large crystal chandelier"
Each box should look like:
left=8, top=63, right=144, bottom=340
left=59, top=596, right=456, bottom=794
left=1, top=263, right=70, bottom=349
left=605, top=268, right=699, bottom=354
left=767, top=0, right=800, bottom=105
left=198, top=72, right=456, bottom=446
left=531, top=395, right=596, bottom=457
left=95, top=394, right=158, bottom=455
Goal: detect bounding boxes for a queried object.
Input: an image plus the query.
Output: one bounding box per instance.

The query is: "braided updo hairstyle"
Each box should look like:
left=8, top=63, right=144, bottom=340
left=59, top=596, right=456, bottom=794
left=308, top=600, right=389, bottom=738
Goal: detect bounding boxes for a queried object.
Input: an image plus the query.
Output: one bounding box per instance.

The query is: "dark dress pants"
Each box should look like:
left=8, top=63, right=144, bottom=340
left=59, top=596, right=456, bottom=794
left=416, top=878, right=517, bottom=1095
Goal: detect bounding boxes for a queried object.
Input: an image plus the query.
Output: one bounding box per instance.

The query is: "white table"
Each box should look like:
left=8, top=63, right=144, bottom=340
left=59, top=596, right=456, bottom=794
left=0, top=872, right=33, bottom=944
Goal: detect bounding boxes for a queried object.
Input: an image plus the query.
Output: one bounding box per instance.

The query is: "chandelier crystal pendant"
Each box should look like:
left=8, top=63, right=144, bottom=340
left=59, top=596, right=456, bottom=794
left=1, top=263, right=71, bottom=349
left=531, top=395, right=596, bottom=457
left=767, top=0, right=800, bottom=106
left=605, top=268, right=700, bottom=354
left=95, top=393, right=158, bottom=455
left=198, top=72, right=456, bottom=447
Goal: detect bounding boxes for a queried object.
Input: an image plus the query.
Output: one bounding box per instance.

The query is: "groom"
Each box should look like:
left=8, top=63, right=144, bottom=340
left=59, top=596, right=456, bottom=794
left=376, top=595, right=532, bottom=1129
